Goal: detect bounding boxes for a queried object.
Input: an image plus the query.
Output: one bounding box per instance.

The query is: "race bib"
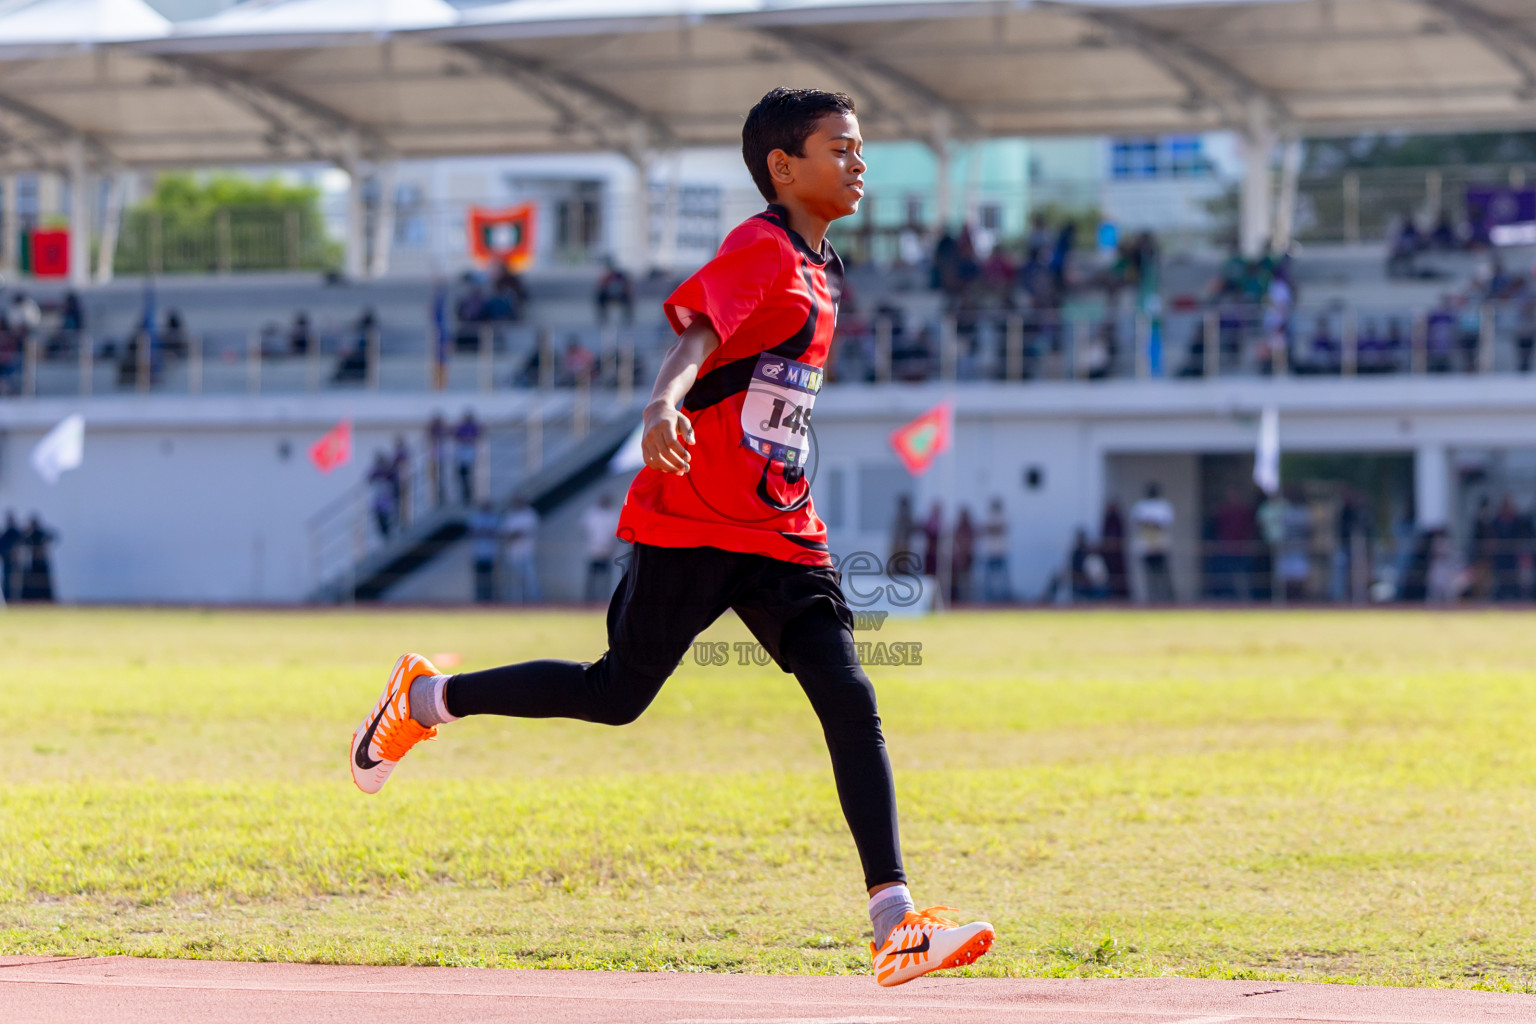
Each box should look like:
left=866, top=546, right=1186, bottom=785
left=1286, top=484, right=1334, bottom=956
left=740, top=352, right=822, bottom=467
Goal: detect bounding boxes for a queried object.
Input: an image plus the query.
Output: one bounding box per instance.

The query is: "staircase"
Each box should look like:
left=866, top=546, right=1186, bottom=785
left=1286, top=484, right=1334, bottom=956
left=306, top=396, right=642, bottom=603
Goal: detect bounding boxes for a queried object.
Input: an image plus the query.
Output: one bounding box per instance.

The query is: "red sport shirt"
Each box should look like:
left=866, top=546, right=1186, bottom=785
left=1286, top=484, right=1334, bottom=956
left=617, top=204, right=843, bottom=566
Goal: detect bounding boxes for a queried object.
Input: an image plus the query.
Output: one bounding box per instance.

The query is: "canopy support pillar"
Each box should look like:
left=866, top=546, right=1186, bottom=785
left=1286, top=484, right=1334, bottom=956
left=368, top=160, right=396, bottom=280
left=342, top=135, right=365, bottom=281
left=95, top=170, right=124, bottom=284
left=0, top=173, right=16, bottom=280
left=1272, top=134, right=1304, bottom=253
left=66, top=137, right=89, bottom=288
left=620, top=120, right=661, bottom=275
left=1240, top=98, right=1276, bottom=259
left=928, top=111, right=954, bottom=239
left=1415, top=442, right=1450, bottom=530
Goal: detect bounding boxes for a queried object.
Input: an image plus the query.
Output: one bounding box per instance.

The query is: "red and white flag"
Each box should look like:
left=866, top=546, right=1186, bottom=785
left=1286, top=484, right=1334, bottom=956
left=309, top=419, right=352, bottom=474
left=890, top=401, right=953, bottom=476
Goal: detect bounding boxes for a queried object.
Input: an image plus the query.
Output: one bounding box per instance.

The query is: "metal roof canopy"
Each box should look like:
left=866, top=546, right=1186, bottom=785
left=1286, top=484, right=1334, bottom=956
left=0, top=0, right=1535, bottom=175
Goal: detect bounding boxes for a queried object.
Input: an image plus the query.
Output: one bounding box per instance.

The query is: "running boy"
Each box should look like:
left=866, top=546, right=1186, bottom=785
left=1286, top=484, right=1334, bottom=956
left=349, top=87, right=994, bottom=987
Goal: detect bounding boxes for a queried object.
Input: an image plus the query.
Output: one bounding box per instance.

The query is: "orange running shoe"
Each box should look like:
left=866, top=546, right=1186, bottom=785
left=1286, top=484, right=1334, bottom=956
left=350, top=653, right=441, bottom=794
left=871, top=906, right=994, bottom=987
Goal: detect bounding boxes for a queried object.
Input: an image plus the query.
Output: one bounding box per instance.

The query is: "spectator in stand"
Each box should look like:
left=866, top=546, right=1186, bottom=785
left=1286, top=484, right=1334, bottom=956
left=931, top=230, right=958, bottom=294
left=1101, top=501, right=1128, bottom=599
left=890, top=493, right=915, bottom=568
left=1070, top=530, right=1111, bottom=602
left=162, top=309, right=188, bottom=359
left=951, top=506, right=976, bottom=603
left=1085, top=321, right=1116, bottom=380
left=1387, top=213, right=1422, bottom=278
left=1213, top=488, right=1259, bottom=600
left=561, top=335, right=597, bottom=387
left=981, top=245, right=1015, bottom=306
left=1426, top=299, right=1457, bottom=373
left=468, top=501, right=499, bottom=603
left=979, top=497, right=1010, bottom=603
left=1258, top=271, right=1294, bottom=375
left=1048, top=221, right=1076, bottom=298
left=59, top=289, right=82, bottom=331
left=897, top=224, right=926, bottom=271
left=1131, top=483, right=1176, bottom=603
left=1357, top=318, right=1387, bottom=374
left=368, top=452, right=396, bottom=539
left=456, top=280, right=487, bottom=326
left=1491, top=495, right=1525, bottom=601
left=287, top=312, right=312, bottom=357
left=580, top=493, right=623, bottom=603
left=1460, top=299, right=1486, bottom=373
left=54, top=291, right=84, bottom=358
left=952, top=226, right=980, bottom=303
left=390, top=436, right=412, bottom=528
left=1384, top=317, right=1407, bottom=371
left=479, top=264, right=527, bottom=322
left=332, top=308, right=377, bottom=384
left=426, top=413, right=449, bottom=507
left=1517, top=298, right=1536, bottom=374
left=20, top=514, right=57, bottom=603
left=1026, top=214, right=1053, bottom=267
left=594, top=258, right=635, bottom=326
left=1212, top=244, right=1247, bottom=302
left=1427, top=529, right=1465, bottom=605
left=7, top=291, right=40, bottom=346
left=1303, top=315, right=1339, bottom=375
left=0, top=510, right=20, bottom=602
left=921, top=501, right=943, bottom=578
left=501, top=497, right=540, bottom=604
left=431, top=277, right=451, bottom=389
left=454, top=410, right=482, bottom=505
left=1470, top=496, right=1495, bottom=596
left=1430, top=212, right=1459, bottom=250
left=1276, top=486, right=1313, bottom=601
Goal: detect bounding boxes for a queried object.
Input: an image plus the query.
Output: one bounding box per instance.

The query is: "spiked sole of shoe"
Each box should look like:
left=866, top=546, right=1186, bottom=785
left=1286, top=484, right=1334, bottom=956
left=934, top=928, right=994, bottom=972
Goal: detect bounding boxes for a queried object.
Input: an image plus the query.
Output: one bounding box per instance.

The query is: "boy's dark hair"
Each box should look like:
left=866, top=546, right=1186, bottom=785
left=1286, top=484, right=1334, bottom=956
left=742, top=87, right=856, bottom=202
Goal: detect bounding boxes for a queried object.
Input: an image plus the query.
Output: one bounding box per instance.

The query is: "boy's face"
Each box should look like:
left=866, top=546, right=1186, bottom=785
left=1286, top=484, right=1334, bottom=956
left=769, top=112, right=866, bottom=222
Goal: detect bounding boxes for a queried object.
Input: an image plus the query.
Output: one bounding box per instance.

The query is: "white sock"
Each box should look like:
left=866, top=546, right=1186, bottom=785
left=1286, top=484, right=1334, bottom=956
left=409, top=674, right=459, bottom=728
left=869, top=884, right=914, bottom=948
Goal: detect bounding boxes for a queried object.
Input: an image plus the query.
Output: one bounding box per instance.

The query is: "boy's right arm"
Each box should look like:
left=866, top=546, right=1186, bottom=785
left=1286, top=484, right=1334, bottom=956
left=641, top=317, right=721, bottom=474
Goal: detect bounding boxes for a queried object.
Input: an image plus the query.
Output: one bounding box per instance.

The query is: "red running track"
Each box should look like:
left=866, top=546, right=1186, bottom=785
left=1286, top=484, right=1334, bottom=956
left=4, top=955, right=1533, bottom=1024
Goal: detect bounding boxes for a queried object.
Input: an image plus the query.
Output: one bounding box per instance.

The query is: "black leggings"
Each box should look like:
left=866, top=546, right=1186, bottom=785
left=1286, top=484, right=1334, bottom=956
left=446, top=543, right=905, bottom=890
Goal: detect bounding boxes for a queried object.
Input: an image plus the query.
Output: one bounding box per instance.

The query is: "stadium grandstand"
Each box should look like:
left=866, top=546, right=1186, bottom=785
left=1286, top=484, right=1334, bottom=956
left=2, top=0, right=1536, bottom=608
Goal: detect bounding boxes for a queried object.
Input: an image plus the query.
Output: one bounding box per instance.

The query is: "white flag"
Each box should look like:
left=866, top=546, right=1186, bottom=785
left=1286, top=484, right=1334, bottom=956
left=608, top=424, right=645, bottom=473
left=1253, top=405, right=1280, bottom=495
left=32, top=414, right=84, bottom=485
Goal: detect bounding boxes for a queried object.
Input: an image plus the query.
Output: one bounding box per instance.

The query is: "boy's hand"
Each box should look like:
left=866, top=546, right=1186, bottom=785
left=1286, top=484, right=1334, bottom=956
left=641, top=400, right=695, bottom=474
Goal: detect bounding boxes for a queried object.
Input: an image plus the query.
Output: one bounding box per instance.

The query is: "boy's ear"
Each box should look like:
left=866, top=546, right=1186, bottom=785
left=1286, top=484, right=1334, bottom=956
left=767, top=147, right=795, bottom=193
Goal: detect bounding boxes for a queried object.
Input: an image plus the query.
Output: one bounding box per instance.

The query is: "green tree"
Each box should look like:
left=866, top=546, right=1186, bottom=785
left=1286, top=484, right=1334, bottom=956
left=115, top=172, right=342, bottom=274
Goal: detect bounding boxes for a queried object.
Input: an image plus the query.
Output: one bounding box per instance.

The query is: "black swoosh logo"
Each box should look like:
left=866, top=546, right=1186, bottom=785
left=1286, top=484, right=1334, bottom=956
left=891, top=935, right=930, bottom=957
left=354, top=705, right=387, bottom=770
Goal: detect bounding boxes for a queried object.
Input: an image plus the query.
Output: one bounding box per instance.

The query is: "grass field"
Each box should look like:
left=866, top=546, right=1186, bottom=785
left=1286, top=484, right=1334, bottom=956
left=3, top=608, right=1536, bottom=991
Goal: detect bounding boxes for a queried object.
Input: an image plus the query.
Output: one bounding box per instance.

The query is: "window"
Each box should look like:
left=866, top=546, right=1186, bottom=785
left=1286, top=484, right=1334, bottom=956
left=858, top=463, right=912, bottom=533
left=1168, top=136, right=1206, bottom=178
left=651, top=183, right=722, bottom=254
left=819, top=467, right=845, bottom=529
left=393, top=182, right=426, bottom=246
left=1110, top=136, right=1210, bottom=180
left=16, top=175, right=38, bottom=220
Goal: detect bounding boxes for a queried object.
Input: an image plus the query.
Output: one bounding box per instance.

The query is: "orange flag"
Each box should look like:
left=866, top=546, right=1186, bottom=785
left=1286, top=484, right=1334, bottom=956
left=890, top=401, right=953, bottom=476
left=309, top=419, right=352, bottom=474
